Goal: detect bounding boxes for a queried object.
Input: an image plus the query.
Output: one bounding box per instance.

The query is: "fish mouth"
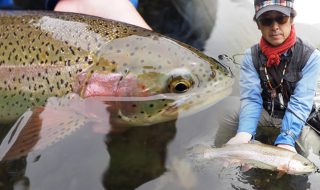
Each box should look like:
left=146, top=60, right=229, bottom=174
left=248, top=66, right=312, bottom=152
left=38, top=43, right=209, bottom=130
left=214, top=55, right=234, bottom=78
left=300, top=164, right=317, bottom=174
left=289, top=154, right=317, bottom=175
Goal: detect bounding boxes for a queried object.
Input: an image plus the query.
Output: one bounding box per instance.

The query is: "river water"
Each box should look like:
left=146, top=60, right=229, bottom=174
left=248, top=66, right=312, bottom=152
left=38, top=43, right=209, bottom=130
left=1, top=0, right=320, bottom=190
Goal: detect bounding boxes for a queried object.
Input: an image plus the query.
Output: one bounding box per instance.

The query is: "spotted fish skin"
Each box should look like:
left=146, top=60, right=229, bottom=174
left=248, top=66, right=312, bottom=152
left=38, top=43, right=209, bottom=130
left=187, top=143, right=317, bottom=175
left=0, top=11, right=234, bottom=125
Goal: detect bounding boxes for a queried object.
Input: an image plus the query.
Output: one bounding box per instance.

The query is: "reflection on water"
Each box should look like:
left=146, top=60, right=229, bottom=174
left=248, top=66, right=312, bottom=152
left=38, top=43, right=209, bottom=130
left=1, top=0, right=320, bottom=189
left=103, top=122, right=176, bottom=190
left=0, top=95, right=177, bottom=190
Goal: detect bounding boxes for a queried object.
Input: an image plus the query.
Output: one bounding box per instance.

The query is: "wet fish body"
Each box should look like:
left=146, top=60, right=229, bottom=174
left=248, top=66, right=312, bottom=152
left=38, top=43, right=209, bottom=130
left=188, top=143, right=316, bottom=175
left=0, top=11, right=234, bottom=126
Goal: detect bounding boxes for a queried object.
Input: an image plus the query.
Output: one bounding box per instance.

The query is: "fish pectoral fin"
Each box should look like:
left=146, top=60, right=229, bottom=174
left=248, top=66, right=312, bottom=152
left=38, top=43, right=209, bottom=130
left=276, top=171, right=286, bottom=179
left=1, top=107, right=44, bottom=161
left=240, top=163, right=253, bottom=172
left=277, top=164, right=288, bottom=172
left=2, top=95, right=110, bottom=161
left=276, top=164, right=288, bottom=178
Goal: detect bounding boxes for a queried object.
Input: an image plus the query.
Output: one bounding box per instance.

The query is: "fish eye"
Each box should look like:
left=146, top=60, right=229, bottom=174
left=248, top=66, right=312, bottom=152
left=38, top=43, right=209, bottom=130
left=304, top=162, right=309, bottom=166
left=168, top=78, right=193, bottom=93
left=167, top=68, right=194, bottom=93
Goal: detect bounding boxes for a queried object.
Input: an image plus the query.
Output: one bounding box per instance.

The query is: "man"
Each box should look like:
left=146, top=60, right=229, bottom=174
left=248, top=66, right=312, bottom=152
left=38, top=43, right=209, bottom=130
left=227, top=0, right=320, bottom=153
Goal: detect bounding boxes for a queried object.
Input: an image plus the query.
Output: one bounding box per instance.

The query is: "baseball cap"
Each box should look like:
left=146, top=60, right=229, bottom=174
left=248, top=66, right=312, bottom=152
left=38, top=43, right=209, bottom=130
left=254, top=0, right=294, bottom=19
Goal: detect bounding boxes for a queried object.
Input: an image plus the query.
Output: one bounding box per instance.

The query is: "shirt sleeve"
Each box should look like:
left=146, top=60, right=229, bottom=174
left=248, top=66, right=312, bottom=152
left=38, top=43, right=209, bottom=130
left=237, top=48, right=263, bottom=135
left=0, top=0, right=139, bottom=10
left=0, top=0, right=58, bottom=9
left=275, top=49, right=320, bottom=146
left=44, top=0, right=59, bottom=10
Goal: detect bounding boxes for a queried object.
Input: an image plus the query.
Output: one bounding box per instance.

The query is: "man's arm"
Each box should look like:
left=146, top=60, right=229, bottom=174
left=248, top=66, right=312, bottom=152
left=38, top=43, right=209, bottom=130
left=237, top=49, right=263, bottom=135
left=54, top=0, right=151, bottom=30
left=228, top=49, right=263, bottom=144
left=275, top=49, right=320, bottom=148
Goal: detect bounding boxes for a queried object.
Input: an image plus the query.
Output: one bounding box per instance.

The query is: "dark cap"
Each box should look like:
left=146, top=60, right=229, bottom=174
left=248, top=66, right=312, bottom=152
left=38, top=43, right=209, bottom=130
left=254, top=0, right=294, bottom=19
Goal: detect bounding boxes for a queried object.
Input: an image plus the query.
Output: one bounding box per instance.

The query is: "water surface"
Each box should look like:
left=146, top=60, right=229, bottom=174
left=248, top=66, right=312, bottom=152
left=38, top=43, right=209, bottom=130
left=1, top=0, right=320, bottom=190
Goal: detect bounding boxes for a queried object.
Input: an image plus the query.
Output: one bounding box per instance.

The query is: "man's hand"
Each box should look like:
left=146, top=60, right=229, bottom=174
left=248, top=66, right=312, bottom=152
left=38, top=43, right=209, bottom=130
left=227, top=132, right=252, bottom=144
left=277, top=144, right=297, bottom=153
left=54, top=0, right=151, bottom=30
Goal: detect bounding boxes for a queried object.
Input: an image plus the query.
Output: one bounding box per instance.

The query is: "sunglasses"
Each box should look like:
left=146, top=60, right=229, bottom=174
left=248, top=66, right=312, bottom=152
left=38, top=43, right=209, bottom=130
left=258, top=15, right=289, bottom=26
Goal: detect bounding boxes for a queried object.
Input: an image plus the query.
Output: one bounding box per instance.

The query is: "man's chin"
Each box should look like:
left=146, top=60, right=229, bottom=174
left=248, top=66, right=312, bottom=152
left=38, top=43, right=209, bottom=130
left=268, top=37, right=285, bottom=46
left=269, top=40, right=284, bottom=46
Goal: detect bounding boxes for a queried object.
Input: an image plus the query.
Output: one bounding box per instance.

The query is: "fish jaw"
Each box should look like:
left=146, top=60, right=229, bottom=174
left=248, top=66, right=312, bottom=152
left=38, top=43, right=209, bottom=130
left=105, top=97, right=178, bottom=126
left=114, top=107, right=178, bottom=126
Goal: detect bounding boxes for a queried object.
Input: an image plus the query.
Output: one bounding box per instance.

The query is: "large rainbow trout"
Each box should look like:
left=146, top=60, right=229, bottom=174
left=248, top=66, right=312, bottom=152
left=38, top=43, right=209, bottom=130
left=0, top=11, right=234, bottom=126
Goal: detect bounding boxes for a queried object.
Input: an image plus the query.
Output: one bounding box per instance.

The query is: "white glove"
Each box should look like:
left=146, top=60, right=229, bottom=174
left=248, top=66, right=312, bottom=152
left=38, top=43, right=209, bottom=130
left=227, top=132, right=252, bottom=144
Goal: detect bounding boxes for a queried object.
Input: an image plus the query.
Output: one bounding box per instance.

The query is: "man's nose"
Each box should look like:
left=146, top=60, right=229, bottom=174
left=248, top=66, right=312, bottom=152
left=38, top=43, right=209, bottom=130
left=270, top=21, right=280, bottom=30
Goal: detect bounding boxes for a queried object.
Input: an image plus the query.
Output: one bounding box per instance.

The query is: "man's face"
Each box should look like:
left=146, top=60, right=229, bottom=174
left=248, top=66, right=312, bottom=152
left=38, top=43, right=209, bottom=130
left=257, top=11, right=293, bottom=46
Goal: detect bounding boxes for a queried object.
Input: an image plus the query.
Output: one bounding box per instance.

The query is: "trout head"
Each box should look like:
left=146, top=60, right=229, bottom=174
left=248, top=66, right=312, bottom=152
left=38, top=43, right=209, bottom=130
left=73, top=32, right=234, bottom=126
left=287, top=154, right=316, bottom=175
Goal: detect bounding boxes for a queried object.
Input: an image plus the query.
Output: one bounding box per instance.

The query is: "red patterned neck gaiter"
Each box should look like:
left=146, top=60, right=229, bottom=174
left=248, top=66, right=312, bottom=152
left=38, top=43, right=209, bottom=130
left=260, top=25, right=296, bottom=67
